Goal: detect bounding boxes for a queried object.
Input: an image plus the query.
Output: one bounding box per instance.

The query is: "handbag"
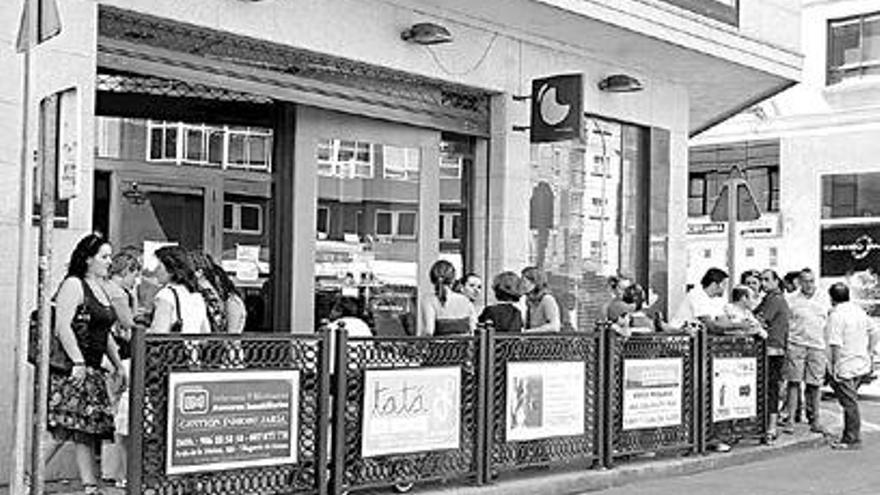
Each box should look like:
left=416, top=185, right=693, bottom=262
left=27, top=279, right=91, bottom=373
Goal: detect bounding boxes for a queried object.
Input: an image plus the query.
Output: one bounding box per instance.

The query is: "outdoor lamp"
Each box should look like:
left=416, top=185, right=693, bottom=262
left=401, top=22, right=453, bottom=45
left=598, top=74, right=644, bottom=93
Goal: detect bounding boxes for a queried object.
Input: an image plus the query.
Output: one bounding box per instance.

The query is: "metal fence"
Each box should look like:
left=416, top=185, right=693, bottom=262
left=128, top=325, right=767, bottom=494
left=128, top=332, right=331, bottom=495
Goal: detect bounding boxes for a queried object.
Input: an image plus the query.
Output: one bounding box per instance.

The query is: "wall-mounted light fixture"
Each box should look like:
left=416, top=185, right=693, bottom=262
left=598, top=74, right=644, bottom=93
left=122, top=181, right=148, bottom=205
left=401, top=22, right=453, bottom=45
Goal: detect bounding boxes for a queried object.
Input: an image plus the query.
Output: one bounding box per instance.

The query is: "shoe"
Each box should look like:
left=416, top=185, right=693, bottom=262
left=712, top=442, right=732, bottom=453
left=809, top=424, right=830, bottom=436
left=83, top=484, right=104, bottom=495
left=779, top=421, right=794, bottom=434
left=763, top=431, right=778, bottom=445
left=115, top=479, right=127, bottom=488
left=830, top=441, right=861, bottom=450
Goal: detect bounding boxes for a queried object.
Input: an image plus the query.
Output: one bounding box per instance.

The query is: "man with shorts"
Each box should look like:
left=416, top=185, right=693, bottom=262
left=782, top=268, right=829, bottom=434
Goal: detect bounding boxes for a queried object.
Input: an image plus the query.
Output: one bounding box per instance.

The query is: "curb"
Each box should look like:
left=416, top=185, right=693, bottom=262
left=412, top=432, right=828, bottom=495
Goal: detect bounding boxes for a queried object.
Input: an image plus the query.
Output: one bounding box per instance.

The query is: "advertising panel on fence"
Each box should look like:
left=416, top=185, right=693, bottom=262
left=623, top=358, right=683, bottom=430
left=505, top=361, right=585, bottom=442
left=166, top=370, right=299, bottom=475
left=361, top=367, right=461, bottom=457
left=712, top=357, right=757, bottom=422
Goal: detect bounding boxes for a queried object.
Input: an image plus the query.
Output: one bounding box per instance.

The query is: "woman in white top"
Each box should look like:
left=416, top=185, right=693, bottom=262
left=148, top=246, right=210, bottom=334
left=418, top=260, right=477, bottom=336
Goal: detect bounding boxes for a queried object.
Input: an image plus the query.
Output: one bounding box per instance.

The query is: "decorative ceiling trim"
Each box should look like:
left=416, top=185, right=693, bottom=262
left=97, top=6, right=491, bottom=136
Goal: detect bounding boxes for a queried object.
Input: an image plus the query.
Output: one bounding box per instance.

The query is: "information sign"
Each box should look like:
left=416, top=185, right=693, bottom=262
left=505, top=361, right=585, bottom=442
left=622, top=358, right=683, bottom=430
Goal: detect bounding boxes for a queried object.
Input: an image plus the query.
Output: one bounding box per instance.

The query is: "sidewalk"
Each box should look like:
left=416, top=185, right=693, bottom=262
left=2, top=425, right=827, bottom=495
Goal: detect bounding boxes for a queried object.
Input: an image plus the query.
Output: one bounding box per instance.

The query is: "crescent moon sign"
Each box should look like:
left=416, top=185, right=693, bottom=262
left=538, top=83, right=571, bottom=126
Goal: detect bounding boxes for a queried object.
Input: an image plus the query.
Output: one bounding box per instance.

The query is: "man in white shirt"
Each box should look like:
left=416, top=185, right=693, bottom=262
left=672, top=267, right=749, bottom=333
left=827, top=282, right=879, bottom=450
left=783, top=268, right=830, bottom=433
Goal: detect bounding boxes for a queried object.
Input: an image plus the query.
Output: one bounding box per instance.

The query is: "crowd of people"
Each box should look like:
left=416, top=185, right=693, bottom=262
left=38, top=234, right=880, bottom=492
left=670, top=266, right=879, bottom=452
left=39, top=233, right=247, bottom=494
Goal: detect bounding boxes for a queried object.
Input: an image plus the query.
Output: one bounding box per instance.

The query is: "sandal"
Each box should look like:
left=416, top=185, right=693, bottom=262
left=763, top=431, right=778, bottom=445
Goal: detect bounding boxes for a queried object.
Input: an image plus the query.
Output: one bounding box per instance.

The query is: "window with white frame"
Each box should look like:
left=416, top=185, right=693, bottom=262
left=147, top=120, right=272, bottom=171
left=383, top=145, right=420, bottom=181
left=316, top=138, right=375, bottom=179
left=439, top=212, right=462, bottom=242
left=375, top=210, right=417, bottom=239
left=224, top=201, right=263, bottom=234
left=439, top=155, right=463, bottom=179
left=828, top=12, right=880, bottom=85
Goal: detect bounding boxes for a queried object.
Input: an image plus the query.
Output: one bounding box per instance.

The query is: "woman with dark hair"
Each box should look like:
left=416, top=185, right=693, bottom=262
left=454, top=273, right=483, bottom=307
left=45, top=233, right=124, bottom=495
left=187, top=250, right=227, bottom=333
left=148, top=246, right=209, bottom=334
left=521, top=266, right=561, bottom=332
left=478, top=271, right=523, bottom=332
left=418, top=260, right=476, bottom=336
left=209, top=259, right=247, bottom=333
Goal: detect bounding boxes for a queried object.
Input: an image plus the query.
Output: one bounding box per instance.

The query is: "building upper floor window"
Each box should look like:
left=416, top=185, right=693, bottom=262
left=688, top=140, right=780, bottom=217
left=439, top=212, right=462, bottom=242
left=383, top=146, right=420, bottom=182
left=317, top=139, right=375, bottom=179
left=375, top=210, right=417, bottom=239
left=822, top=172, right=880, bottom=218
left=146, top=120, right=272, bottom=171
left=828, top=12, right=880, bottom=85
left=224, top=201, right=263, bottom=234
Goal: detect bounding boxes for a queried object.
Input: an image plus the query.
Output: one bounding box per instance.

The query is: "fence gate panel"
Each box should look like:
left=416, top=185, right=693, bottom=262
left=487, top=331, right=602, bottom=477
left=129, top=333, right=329, bottom=495
left=704, top=334, right=767, bottom=444
left=334, top=334, right=482, bottom=492
left=609, top=332, right=698, bottom=461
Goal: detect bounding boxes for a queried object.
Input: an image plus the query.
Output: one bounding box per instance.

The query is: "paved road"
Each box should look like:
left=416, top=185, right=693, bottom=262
left=591, top=387, right=880, bottom=495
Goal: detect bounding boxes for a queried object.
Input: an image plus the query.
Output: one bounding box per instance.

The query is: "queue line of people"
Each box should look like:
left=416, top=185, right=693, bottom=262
left=674, top=266, right=879, bottom=451
left=39, top=234, right=248, bottom=493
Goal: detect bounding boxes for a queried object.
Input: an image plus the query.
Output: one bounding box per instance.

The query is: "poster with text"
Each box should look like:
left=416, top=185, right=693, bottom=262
left=712, top=357, right=757, bottom=422
left=505, top=361, right=585, bottom=442
left=166, top=370, right=299, bottom=475
left=623, top=358, right=683, bottom=430
left=361, top=367, right=461, bottom=457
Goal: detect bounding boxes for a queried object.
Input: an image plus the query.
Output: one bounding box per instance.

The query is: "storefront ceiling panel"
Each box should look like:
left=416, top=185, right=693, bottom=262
left=97, top=6, right=491, bottom=136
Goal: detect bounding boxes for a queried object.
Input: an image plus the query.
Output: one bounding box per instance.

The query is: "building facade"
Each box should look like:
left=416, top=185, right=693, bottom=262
left=1, top=0, right=800, bottom=485
left=687, top=0, right=880, bottom=301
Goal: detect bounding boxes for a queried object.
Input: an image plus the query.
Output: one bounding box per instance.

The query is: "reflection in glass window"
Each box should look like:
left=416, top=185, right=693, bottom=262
left=314, top=133, right=421, bottom=337
left=383, top=145, right=420, bottom=181
left=828, top=12, right=880, bottom=85
left=224, top=201, right=263, bottom=234
left=145, top=120, right=272, bottom=171
left=822, top=172, right=880, bottom=218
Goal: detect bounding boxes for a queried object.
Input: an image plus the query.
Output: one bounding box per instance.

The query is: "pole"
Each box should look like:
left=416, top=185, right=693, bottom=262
left=727, top=179, right=737, bottom=294
left=31, top=93, right=59, bottom=495
left=12, top=0, right=36, bottom=491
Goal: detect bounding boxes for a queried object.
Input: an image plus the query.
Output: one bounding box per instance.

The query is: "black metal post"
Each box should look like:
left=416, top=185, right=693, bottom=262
left=695, top=330, right=707, bottom=455
left=479, top=322, right=495, bottom=484
left=316, top=328, right=332, bottom=495
left=127, top=329, right=146, bottom=495
left=602, top=326, right=616, bottom=469
left=329, top=325, right=348, bottom=495
left=594, top=323, right=607, bottom=469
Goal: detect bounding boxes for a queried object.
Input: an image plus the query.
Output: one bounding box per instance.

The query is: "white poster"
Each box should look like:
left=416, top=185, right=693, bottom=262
left=235, top=244, right=261, bottom=281
left=361, top=367, right=460, bottom=457
left=505, top=361, right=585, bottom=442
left=623, top=358, right=683, bottom=430
left=57, top=88, right=80, bottom=200
left=712, top=357, right=757, bottom=422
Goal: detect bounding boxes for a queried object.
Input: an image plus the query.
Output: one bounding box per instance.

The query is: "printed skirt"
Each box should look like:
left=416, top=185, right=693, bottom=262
left=48, top=366, right=115, bottom=443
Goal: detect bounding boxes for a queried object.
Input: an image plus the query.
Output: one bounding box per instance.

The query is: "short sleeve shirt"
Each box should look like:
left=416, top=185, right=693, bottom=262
left=828, top=301, right=877, bottom=379
left=787, top=290, right=830, bottom=350
left=671, top=286, right=724, bottom=328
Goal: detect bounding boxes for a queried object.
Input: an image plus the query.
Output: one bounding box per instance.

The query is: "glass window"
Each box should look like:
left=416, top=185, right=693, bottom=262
left=375, top=211, right=393, bottom=236
left=528, top=118, right=650, bottom=330
left=224, top=201, right=263, bottom=234
left=828, top=12, right=880, bottom=85
left=822, top=172, right=880, bottom=218
left=223, top=203, right=233, bottom=230
left=144, top=120, right=272, bottom=171
left=315, top=133, right=422, bottom=337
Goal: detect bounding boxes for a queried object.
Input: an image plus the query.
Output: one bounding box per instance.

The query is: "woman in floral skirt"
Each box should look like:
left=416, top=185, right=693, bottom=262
left=45, top=233, right=125, bottom=495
